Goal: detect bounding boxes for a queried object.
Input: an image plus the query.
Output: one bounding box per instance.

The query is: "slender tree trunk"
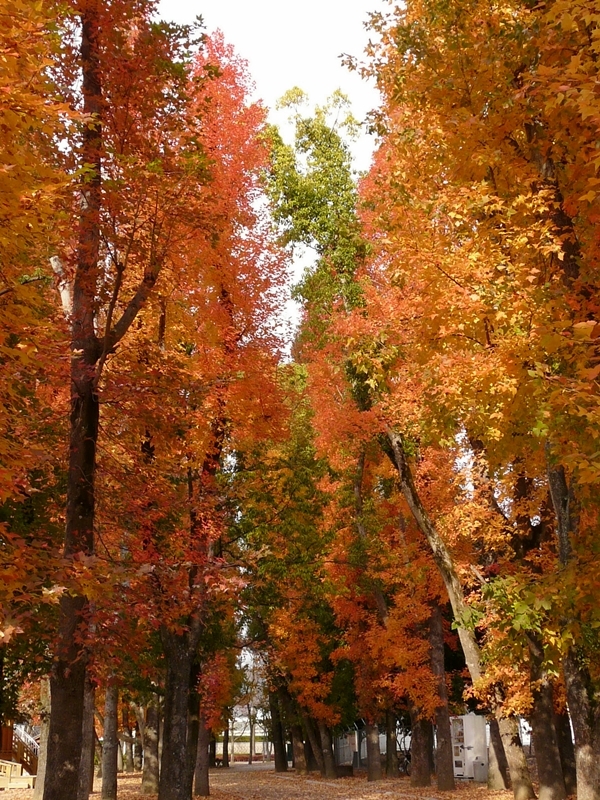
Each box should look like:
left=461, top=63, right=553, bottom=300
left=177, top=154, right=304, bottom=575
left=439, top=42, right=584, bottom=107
left=429, top=605, right=455, bottom=791
left=409, top=707, right=432, bottom=788
left=101, top=685, right=119, bottom=800
left=555, top=711, right=577, bottom=796
left=365, top=722, right=382, bottom=782
left=291, top=724, right=307, bottom=773
left=222, top=726, right=229, bottom=768
left=44, top=6, right=102, bottom=798
left=78, top=679, right=96, bottom=800
left=33, top=677, right=50, bottom=800
left=386, top=429, right=535, bottom=800
left=194, top=714, right=210, bottom=797
left=122, top=708, right=134, bottom=773
left=208, top=735, right=217, bottom=769
left=317, top=722, right=337, bottom=780
left=269, top=691, right=288, bottom=772
left=185, top=665, right=201, bottom=796
left=385, top=709, right=398, bottom=778
left=141, top=701, right=160, bottom=795
left=95, top=731, right=102, bottom=778
left=247, top=709, right=253, bottom=766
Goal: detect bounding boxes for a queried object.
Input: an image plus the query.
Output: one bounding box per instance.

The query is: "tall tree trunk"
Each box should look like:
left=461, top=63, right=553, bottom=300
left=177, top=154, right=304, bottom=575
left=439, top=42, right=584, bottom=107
left=317, top=722, right=337, bottom=780
left=548, top=458, right=600, bottom=800
left=302, top=714, right=324, bottom=774
left=385, top=709, right=398, bottom=778
left=44, top=5, right=102, bottom=798
left=78, top=678, right=96, bottom=800
left=269, top=691, right=288, bottom=772
left=555, top=711, right=577, bottom=796
left=409, top=707, right=432, bottom=788
left=222, top=725, right=229, bottom=768
left=527, top=635, right=566, bottom=800
left=141, top=701, right=160, bottom=795
left=365, top=722, right=382, bottom=782
left=488, top=719, right=510, bottom=790
left=291, top=724, right=307, bottom=773
left=101, top=685, right=119, bottom=800
left=562, top=652, right=600, bottom=800
left=158, top=629, right=199, bottom=800
left=33, top=677, right=50, bottom=800
left=386, top=429, right=535, bottom=800
left=122, top=707, right=134, bottom=773
left=429, top=605, right=455, bottom=791
left=194, top=714, right=210, bottom=797
left=185, top=665, right=201, bottom=796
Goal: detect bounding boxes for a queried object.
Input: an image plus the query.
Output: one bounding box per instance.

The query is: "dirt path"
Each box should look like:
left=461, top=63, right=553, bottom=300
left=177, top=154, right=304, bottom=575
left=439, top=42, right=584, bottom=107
left=5, top=767, right=514, bottom=800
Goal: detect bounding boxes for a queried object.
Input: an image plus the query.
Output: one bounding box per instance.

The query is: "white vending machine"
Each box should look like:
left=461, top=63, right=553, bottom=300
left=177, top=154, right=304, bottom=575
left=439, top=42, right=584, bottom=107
left=450, top=714, right=488, bottom=780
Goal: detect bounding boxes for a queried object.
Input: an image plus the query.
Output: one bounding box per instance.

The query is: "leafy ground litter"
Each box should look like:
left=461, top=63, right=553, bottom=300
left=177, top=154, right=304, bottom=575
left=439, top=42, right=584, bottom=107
left=4, top=766, right=515, bottom=800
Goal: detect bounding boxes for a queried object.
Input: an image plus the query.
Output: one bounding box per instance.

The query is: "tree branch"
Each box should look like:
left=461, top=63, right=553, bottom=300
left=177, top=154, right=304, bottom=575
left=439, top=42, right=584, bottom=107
left=50, top=256, right=73, bottom=318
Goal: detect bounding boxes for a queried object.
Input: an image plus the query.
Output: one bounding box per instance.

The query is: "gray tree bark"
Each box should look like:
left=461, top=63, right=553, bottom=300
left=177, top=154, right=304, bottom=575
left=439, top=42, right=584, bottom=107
left=77, top=678, right=96, bottom=800
left=33, top=677, right=50, bottom=800
left=101, top=685, right=119, bottom=800
left=193, top=714, right=209, bottom=797
left=141, top=701, right=160, bottom=795
left=365, top=722, right=382, bottom=782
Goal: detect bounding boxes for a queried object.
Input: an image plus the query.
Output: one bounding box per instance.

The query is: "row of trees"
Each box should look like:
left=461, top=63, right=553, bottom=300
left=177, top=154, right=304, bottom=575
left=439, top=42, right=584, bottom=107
left=1, top=2, right=599, bottom=800
left=247, top=3, right=600, bottom=800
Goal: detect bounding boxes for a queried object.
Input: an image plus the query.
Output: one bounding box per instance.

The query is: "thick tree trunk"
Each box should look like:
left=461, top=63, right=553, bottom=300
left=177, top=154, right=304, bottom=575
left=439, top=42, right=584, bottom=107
left=488, top=718, right=510, bottom=790
left=33, top=677, right=50, bottom=800
left=385, top=710, right=398, bottom=778
left=141, top=701, right=160, bottom=795
left=317, top=722, right=337, bottom=780
left=547, top=457, right=600, bottom=800
left=409, top=707, right=432, bottom=788
left=269, top=691, right=288, bottom=772
left=528, top=636, right=566, bottom=800
left=194, top=714, right=210, bottom=797
left=78, top=679, right=96, bottom=800
left=101, top=686, right=119, bottom=800
left=429, top=605, right=455, bottom=791
left=555, top=711, right=577, bottom=796
left=365, top=722, right=382, bottom=782
left=159, top=630, right=197, bottom=800
left=291, top=724, right=307, bottom=773
left=302, top=714, right=324, bottom=774
left=386, top=429, right=535, bottom=800
left=562, top=651, right=600, bottom=800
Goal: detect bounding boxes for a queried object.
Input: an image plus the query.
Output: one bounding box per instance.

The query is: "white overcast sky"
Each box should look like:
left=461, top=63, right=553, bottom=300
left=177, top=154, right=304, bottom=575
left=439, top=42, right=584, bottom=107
left=157, top=0, right=384, bottom=171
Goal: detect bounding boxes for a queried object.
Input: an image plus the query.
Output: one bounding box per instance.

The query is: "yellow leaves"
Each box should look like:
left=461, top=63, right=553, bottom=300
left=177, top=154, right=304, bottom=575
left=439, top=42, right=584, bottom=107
left=572, top=320, right=600, bottom=340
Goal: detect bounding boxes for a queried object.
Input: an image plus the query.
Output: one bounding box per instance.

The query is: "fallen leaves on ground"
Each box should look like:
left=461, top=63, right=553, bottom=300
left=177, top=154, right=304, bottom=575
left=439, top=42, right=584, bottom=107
left=5, top=767, right=515, bottom=800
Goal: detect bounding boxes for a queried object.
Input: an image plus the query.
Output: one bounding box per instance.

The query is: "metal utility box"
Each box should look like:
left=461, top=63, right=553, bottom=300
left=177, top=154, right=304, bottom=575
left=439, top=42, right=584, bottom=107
left=450, top=714, right=488, bottom=779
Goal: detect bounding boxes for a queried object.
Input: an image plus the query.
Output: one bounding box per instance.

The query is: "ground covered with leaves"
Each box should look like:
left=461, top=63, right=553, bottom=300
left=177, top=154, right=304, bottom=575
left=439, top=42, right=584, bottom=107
left=8, top=766, right=515, bottom=800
